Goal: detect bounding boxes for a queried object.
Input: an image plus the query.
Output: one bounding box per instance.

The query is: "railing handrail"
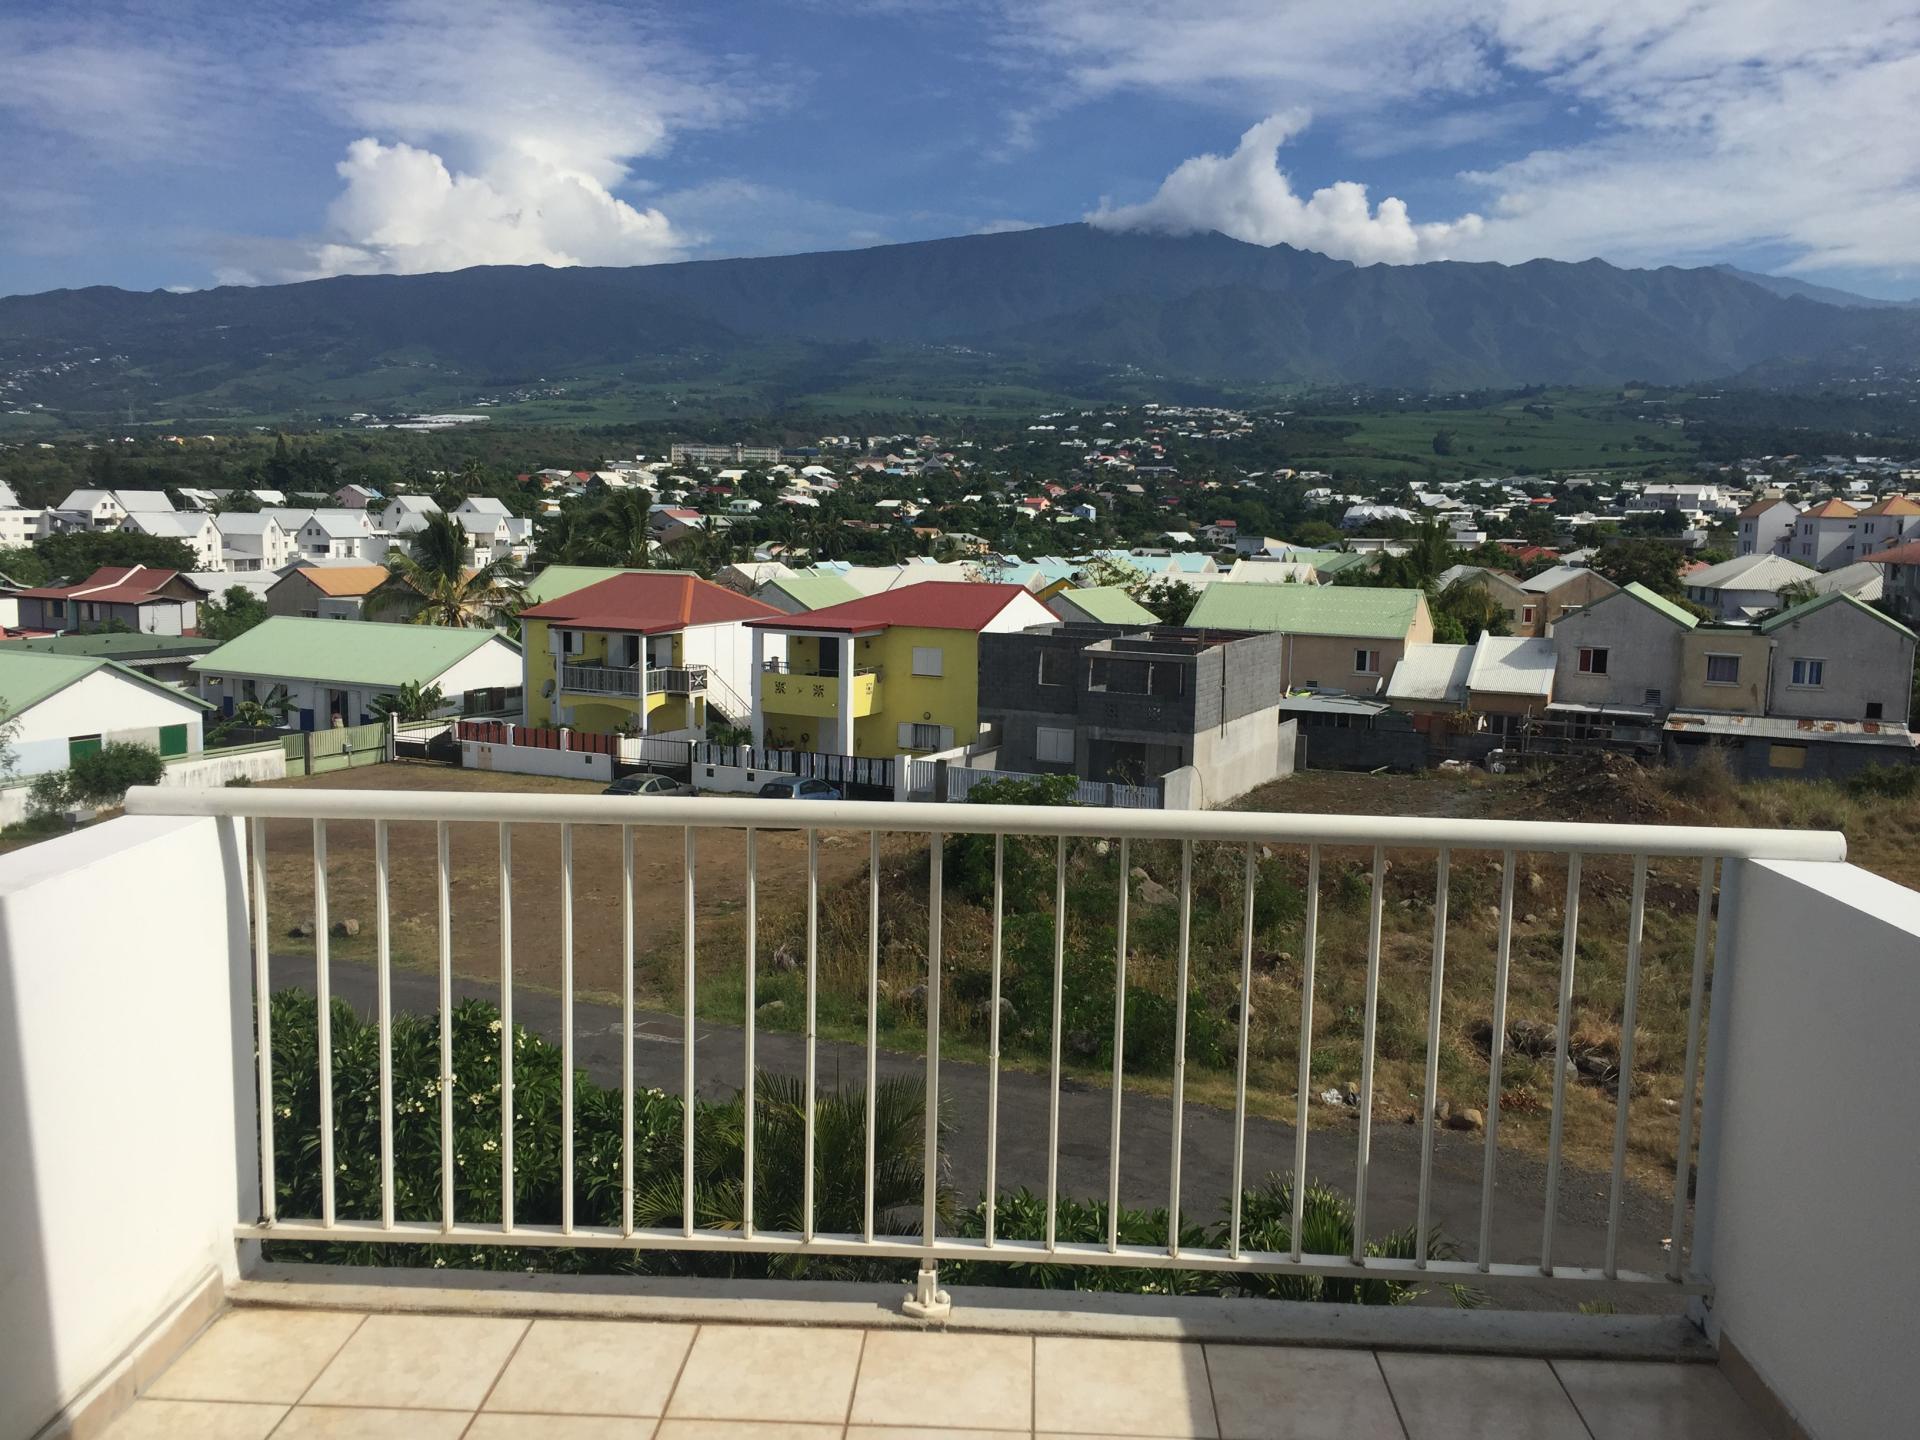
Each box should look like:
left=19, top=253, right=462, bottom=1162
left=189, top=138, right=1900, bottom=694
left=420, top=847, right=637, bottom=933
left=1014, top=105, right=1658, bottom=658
left=122, top=786, right=1845, bottom=859
left=761, top=660, right=881, bottom=678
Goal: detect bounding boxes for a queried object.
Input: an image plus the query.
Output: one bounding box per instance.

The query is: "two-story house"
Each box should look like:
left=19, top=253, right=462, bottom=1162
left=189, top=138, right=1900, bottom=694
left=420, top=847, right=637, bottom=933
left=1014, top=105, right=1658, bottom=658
left=1790, top=499, right=1860, bottom=570
left=1550, top=581, right=1698, bottom=716
left=14, top=566, right=202, bottom=635
left=379, top=495, right=441, bottom=536
left=1868, top=540, right=1920, bottom=627
left=1436, top=565, right=1535, bottom=633
left=1852, top=495, right=1920, bottom=558
left=978, top=623, right=1287, bottom=800
left=1757, top=591, right=1916, bottom=725
left=124, top=510, right=222, bottom=571
left=1184, top=584, right=1433, bottom=695
left=745, top=581, right=1055, bottom=757
left=265, top=565, right=404, bottom=621
left=1683, top=554, right=1821, bottom=621
left=1518, top=565, right=1619, bottom=633
left=519, top=572, right=782, bottom=738
left=214, top=513, right=296, bottom=573
left=1735, top=498, right=1798, bottom=557
left=295, top=510, right=379, bottom=562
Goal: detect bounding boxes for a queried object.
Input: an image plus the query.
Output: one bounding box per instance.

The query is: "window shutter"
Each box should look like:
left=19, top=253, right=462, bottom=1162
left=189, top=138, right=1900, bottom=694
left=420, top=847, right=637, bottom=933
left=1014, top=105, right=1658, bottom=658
left=898, top=722, right=914, bottom=747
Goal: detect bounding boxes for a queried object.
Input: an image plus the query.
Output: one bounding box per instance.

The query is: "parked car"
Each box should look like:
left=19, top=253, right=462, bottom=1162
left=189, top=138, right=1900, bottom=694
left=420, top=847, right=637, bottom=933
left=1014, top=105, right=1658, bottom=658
left=755, top=777, right=842, bottom=800
left=603, top=771, right=695, bottom=798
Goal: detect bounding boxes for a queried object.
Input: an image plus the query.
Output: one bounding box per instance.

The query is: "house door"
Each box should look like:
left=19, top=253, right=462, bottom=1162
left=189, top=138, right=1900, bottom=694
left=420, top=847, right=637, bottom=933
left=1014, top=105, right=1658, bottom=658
left=817, top=640, right=840, bottom=677
left=299, top=708, right=316, bottom=731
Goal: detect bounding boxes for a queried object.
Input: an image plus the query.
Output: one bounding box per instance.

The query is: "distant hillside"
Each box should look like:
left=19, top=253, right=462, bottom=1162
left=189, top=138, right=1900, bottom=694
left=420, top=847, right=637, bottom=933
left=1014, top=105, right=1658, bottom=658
left=4, top=224, right=1917, bottom=417
left=1713, top=265, right=1918, bottom=310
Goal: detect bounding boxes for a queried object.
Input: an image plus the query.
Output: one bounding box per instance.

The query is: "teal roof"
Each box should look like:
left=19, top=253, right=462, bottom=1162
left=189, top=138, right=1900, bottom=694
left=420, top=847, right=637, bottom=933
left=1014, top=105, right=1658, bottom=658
left=1619, top=581, right=1700, bottom=629
left=1054, top=586, right=1159, bottom=625
left=1759, top=588, right=1918, bottom=641
left=765, top=574, right=863, bottom=610
left=190, top=617, right=517, bottom=688
left=1187, top=585, right=1426, bottom=639
left=0, top=649, right=210, bottom=715
left=0, top=632, right=214, bottom=659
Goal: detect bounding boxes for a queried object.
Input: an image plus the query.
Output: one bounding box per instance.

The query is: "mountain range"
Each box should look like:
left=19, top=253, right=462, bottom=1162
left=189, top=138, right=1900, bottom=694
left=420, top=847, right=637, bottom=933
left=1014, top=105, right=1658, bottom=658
left=3, top=224, right=1917, bottom=417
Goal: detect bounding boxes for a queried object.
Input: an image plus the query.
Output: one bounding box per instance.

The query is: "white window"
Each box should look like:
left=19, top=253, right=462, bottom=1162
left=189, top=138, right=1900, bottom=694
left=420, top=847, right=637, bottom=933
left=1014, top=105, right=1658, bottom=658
left=1521, top=605, right=1537, bottom=624
left=1353, top=648, right=1381, bottom=675
left=911, top=646, right=944, bottom=677
left=1578, top=647, right=1609, bottom=675
left=1035, top=726, right=1075, bottom=764
left=1704, top=654, right=1740, bottom=685
left=1790, top=657, right=1825, bottom=687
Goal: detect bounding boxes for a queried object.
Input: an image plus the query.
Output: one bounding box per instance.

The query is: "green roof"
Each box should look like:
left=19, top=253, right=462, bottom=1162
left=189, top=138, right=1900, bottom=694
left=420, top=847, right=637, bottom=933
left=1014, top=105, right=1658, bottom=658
left=521, top=566, right=668, bottom=605
left=0, top=649, right=211, bottom=715
left=0, top=632, right=215, bottom=659
left=1187, top=584, right=1426, bottom=639
left=1055, top=586, right=1159, bottom=625
left=765, top=574, right=863, bottom=611
left=1308, top=551, right=1376, bottom=576
left=1619, top=581, right=1700, bottom=629
left=1759, top=588, right=1918, bottom=641
left=190, top=617, right=516, bottom=688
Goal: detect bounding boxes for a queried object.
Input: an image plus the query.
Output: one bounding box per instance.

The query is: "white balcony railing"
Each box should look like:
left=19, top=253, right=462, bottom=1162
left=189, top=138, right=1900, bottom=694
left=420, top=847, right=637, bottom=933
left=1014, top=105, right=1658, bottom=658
left=115, top=785, right=1844, bottom=1302
left=560, top=663, right=709, bottom=696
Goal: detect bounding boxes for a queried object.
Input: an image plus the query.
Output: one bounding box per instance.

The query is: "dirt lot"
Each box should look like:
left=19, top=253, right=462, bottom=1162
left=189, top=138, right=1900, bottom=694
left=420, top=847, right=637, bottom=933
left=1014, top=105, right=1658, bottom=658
left=260, top=763, right=893, bottom=1005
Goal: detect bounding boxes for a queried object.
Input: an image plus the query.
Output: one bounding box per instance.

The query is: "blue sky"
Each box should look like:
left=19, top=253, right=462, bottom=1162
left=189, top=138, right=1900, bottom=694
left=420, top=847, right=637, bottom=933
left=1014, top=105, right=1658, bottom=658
left=3, top=0, right=1917, bottom=299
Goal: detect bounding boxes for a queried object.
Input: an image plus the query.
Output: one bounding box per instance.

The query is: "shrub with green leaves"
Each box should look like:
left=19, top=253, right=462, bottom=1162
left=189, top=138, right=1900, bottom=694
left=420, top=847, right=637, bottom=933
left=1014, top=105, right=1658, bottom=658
left=67, top=741, right=165, bottom=806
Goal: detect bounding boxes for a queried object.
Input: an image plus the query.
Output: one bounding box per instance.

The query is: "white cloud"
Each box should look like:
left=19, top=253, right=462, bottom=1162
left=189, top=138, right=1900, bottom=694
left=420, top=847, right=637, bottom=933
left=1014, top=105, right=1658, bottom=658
left=1089, top=112, right=1484, bottom=264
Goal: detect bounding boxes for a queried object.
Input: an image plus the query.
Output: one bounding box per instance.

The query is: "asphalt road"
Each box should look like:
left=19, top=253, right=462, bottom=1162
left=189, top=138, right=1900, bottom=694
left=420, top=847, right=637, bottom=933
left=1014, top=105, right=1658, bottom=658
left=271, top=953, right=1680, bottom=1310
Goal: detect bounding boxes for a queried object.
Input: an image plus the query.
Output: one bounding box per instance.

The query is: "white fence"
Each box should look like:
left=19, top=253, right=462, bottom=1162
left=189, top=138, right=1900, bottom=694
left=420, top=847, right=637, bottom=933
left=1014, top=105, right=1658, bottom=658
left=119, top=783, right=1843, bottom=1303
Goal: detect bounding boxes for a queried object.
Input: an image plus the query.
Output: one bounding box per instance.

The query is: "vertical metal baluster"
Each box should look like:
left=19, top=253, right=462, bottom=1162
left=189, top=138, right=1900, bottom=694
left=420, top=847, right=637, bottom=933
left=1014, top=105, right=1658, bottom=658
left=1046, top=835, right=1067, bottom=1252
left=804, top=828, right=818, bottom=1242
left=1291, top=846, right=1320, bottom=1262
left=558, top=822, right=573, bottom=1236
left=1416, top=847, right=1450, bottom=1267
left=1541, top=853, right=1583, bottom=1272
left=1479, top=851, right=1517, bottom=1271
left=743, top=827, right=757, bottom=1242
left=682, top=826, right=696, bottom=1238
left=499, top=822, right=513, bottom=1235
left=1668, top=858, right=1716, bottom=1282
left=1352, top=846, right=1386, bottom=1263
left=250, top=818, right=275, bottom=1225
left=923, top=831, right=944, bottom=1249
left=1606, top=856, right=1650, bottom=1279
left=1107, top=837, right=1130, bottom=1255
left=863, top=829, right=878, bottom=1244
left=1168, top=839, right=1193, bottom=1256
left=314, top=819, right=335, bottom=1228
left=621, top=824, right=635, bottom=1237
left=375, top=820, right=394, bottom=1231
left=1229, top=842, right=1257, bottom=1259
left=436, top=820, right=453, bottom=1234
left=985, top=834, right=1004, bottom=1247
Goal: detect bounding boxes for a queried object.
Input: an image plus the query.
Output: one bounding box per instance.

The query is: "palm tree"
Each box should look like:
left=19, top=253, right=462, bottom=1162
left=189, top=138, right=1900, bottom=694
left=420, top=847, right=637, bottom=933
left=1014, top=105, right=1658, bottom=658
left=367, top=681, right=446, bottom=722
left=370, top=511, right=520, bottom=628
left=584, top=489, right=656, bottom=569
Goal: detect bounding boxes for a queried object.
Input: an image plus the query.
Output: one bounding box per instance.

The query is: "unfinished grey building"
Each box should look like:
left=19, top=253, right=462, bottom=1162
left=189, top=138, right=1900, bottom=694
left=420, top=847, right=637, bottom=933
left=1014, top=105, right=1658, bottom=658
left=978, top=624, right=1292, bottom=801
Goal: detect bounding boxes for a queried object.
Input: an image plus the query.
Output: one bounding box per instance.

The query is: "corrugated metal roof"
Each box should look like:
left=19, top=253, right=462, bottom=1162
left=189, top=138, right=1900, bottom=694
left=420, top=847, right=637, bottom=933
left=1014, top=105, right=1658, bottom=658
left=190, top=617, right=516, bottom=687
left=763, top=574, right=863, bottom=611
left=1050, top=586, right=1159, bottom=625
left=1620, top=581, right=1700, bottom=629
left=521, top=566, right=656, bottom=605
left=1758, top=588, right=1918, bottom=641
left=1665, top=712, right=1920, bottom=746
left=747, top=581, right=1045, bottom=634
left=1468, top=635, right=1557, bottom=698
left=1684, top=553, right=1818, bottom=592
left=1186, top=584, right=1425, bottom=639
left=1384, top=644, right=1473, bottom=704
left=521, top=573, right=783, bottom=633
left=0, top=649, right=211, bottom=714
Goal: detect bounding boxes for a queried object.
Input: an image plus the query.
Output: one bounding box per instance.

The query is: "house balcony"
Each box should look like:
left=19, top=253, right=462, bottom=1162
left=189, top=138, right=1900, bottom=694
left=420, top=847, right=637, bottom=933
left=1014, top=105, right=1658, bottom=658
left=4, top=788, right=1913, bottom=1440
left=759, top=662, right=882, bottom=718
left=560, top=661, right=709, bottom=698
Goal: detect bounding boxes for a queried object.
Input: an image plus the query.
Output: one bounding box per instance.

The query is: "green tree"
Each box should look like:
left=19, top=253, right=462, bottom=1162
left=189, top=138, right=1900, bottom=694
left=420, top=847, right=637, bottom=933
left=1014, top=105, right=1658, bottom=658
left=199, top=584, right=269, bottom=643
left=1595, top=537, right=1684, bottom=596
left=1138, top=578, right=1198, bottom=624
left=38, top=530, right=198, bottom=580
left=370, top=511, right=520, bottom=627
left=1431, top=429, right=1456, bottom=457
left=367, top=680, right=446, bottom=722
left=37, top=741, right=169, bottom=812
left=0, top=546, right=52, bottom=587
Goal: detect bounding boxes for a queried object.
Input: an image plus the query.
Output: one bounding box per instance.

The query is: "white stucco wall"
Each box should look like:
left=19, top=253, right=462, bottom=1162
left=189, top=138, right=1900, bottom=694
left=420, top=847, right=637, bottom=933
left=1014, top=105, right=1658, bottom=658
left=0, top=814, right=254, bottom=1440
left=1697, top=858, right=1920, bottom=1440
left=434, top=637, right=525, bottom=698
left=462, top=739, right=610, bottom=782
left=10, top=668, right=207, bottom=777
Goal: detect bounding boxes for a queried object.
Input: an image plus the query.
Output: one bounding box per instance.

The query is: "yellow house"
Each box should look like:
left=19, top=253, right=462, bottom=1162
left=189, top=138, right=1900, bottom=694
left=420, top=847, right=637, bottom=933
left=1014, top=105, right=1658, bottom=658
left=745, top=581, right=1057, bottom=756
left=518, top=572, right=785, bottom=736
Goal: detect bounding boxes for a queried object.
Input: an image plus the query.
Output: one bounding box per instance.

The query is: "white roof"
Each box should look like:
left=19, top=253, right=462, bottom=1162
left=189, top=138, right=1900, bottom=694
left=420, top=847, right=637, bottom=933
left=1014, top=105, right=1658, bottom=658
left=388, top=494, right=441, bottom=513
left=126, top=511, right=209, bottom=539
left=1809, top=562, right=1884, bottom=602
left=458, top=497, right=512, bottom=517
left=1685, top=553, right=1818, bottom=592
left=215, top=512, right=285, bottom=536
left=113, top=489, right=176, bottom=512
left=1468, top=635, right=1557, bottom=698
left=302, top=510, right=368, bottom=538
left=1520, top=564, right=1599, bottom=594
left=1385, top=644, right=1474, bottom=704
left=457, top=512, right=506, bottom=535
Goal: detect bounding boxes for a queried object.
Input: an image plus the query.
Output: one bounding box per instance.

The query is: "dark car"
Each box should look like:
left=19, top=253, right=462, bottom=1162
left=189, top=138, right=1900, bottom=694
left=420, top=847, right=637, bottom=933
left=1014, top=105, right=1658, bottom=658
left=603, top=771, right=696, bottom=798
left=755, top=777, right=842, bottom=800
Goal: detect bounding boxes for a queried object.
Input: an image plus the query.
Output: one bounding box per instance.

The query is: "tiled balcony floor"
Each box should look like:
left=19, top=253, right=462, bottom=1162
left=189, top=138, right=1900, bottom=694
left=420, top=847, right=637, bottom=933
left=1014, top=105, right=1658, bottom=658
left=107, top=1307, right=1770, bottom=1440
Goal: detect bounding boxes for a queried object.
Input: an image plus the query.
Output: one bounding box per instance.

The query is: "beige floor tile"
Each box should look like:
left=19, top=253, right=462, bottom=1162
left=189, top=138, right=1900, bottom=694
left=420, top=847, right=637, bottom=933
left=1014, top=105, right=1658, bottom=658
left=1204, top=1346, right=1404, bottom=1440
left=665, top=1324, right=866, bottom=1424
left=103, top=1400, right=285, bottom=1440
left=147, top=1309, right=365, bottom=1404
left=1034, top=1337, right=1219, bottom=1438
left=468, top=1417, right=660, bottom=1439
left=272, top=1407, right=472, bottom=1439
left=1554, top=1360, right=1765, bottom=1440
left=655, top=1424, right=843, bottom=1439
left=849, top=1331, right=1033, bottom=1431
left=485, top=1318, right=695, bottom=1417
left=852, top=1428, right=1027, bottom=1438
left=1379, top=1353, right=1587, bottom=1440
left=302, top=1314, right=528, bottom=1411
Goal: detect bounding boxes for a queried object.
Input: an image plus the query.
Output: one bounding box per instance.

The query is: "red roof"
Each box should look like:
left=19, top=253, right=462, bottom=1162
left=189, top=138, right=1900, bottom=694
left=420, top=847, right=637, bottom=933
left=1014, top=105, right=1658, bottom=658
left=747, top=581, right=1041, bottom=634
left=519, top=572, right=783, bottom=634
left=18, top=565, right=184, bottom=603
left=1868, top=540, right=1920, bottom=567
left=1801, top=498, right=1859, bottom=519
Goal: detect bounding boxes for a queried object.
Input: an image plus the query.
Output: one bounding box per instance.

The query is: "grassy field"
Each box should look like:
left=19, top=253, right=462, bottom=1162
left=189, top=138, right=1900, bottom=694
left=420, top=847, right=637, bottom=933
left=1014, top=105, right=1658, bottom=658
left=259, top=754, right=1907, bottom=1201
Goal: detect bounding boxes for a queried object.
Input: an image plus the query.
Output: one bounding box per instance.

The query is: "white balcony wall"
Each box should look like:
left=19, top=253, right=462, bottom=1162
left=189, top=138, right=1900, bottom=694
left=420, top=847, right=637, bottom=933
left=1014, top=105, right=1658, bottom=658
left=0, top=815, right=255, bottom=1440
left=1698, top=857, right=1920, bottom=1440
